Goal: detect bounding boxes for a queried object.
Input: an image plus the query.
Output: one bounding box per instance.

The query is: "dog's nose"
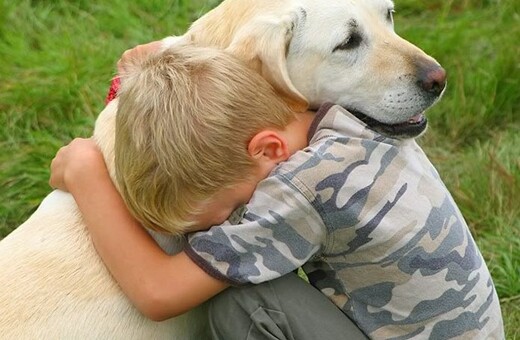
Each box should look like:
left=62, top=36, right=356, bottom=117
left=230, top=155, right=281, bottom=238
left=417, top=66, right=447, bottom=96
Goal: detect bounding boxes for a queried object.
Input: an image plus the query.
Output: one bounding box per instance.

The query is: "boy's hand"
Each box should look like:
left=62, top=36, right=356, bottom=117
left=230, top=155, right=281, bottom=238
left=117, top=40, right=163, bottom=74
left=49, top=138, right=108, bottom=193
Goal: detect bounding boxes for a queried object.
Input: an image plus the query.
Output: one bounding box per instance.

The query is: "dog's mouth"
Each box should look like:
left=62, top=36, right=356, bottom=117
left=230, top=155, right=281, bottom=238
left=347, top=108, right=428, bottom=138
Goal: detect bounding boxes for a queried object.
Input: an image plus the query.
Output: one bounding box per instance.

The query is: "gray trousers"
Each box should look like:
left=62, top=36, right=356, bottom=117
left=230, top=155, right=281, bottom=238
left=208, top=272, right=368, bottom=340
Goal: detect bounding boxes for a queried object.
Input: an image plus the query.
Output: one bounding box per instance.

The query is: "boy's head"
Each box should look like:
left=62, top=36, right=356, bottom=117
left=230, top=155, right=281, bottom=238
left=115, top=44, right=297, bottom=235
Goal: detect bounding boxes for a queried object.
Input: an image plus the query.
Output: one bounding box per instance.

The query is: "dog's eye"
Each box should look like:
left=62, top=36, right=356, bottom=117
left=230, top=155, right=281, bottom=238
left=333, top=32, right=362, bottom=52
left=387, top=9, right=395, bottom=23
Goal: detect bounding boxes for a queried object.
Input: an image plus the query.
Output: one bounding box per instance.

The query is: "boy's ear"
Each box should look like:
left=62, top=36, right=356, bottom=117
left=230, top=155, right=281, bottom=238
left=248, top=131, right=290, bottom=164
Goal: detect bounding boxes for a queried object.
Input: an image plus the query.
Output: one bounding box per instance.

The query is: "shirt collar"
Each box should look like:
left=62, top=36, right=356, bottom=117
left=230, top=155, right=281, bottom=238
left=307, top=102, right=335, bottom=144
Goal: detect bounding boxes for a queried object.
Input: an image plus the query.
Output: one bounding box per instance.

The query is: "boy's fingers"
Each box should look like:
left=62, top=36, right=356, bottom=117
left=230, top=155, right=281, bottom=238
left=48, top=138, right=91, bottom=190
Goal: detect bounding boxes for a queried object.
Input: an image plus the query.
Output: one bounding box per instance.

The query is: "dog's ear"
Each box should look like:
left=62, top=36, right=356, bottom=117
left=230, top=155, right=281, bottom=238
left=225, top=16, right=309, bottom=113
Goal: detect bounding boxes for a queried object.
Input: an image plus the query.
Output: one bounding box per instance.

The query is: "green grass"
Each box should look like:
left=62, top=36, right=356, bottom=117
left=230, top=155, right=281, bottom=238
left=1, top=0, right=518, bottom=337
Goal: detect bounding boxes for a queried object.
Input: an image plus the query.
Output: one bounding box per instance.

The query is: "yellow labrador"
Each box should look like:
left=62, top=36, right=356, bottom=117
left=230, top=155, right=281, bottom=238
left=0, top=0, right=445, bottom=338
left=182, top=0, right=446, bottom=137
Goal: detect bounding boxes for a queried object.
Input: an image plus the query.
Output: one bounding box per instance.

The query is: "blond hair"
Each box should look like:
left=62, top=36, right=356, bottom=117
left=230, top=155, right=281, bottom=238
left=115, top=44, right=295, bottom=235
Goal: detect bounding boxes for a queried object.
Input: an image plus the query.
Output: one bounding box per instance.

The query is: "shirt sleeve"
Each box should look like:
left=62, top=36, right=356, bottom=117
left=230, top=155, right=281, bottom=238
left=185, top=173, right=326, bottom=285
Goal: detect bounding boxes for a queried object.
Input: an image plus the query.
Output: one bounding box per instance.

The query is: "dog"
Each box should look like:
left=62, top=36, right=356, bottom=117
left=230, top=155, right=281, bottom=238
left=0, top=0, right=445, bottom=338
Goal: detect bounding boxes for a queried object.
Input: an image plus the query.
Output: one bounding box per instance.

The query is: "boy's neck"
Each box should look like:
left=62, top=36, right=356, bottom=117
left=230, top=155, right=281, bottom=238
left=281, top=111, right=316, bottom=155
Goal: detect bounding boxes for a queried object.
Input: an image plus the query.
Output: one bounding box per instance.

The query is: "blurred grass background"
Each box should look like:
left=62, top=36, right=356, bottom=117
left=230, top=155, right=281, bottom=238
left=0, top=0, right=518, bottom=337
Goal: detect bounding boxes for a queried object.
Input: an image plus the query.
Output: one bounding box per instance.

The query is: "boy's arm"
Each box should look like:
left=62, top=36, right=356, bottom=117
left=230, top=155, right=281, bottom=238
left=50, top=138, right=228, bottom=321
left=185, top=168, right=326, bottom=286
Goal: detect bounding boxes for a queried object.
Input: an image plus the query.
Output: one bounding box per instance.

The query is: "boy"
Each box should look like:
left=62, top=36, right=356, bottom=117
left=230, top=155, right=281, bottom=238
left=112, top=43, right=310, bottom=235
left=51, top=44, right=366, bottom=339
left=50, top=45, right=504, bottom=338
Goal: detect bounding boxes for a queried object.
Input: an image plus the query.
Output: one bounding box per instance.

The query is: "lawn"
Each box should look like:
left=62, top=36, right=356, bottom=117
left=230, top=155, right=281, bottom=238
left=1, top=0, right=518, bottom=338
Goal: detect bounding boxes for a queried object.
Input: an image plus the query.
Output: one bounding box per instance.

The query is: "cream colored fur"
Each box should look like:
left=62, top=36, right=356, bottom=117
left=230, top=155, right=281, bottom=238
left=0, top=100, right=209, bottom=339
left=0, top=0, right=442, bottom=338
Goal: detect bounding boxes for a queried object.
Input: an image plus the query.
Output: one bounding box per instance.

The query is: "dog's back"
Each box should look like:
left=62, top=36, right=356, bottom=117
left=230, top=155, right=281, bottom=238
left=0, top=103, right=209, bottom=339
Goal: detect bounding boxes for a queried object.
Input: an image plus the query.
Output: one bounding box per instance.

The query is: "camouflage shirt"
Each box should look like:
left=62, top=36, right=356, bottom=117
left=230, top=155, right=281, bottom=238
left=186, top=104, right=504, bottom=339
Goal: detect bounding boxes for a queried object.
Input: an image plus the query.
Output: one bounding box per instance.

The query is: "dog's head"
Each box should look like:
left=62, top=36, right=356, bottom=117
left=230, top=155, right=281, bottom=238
left=187, top=0, right=446, bottom=138
left=285, top=0, right=447, bottom=138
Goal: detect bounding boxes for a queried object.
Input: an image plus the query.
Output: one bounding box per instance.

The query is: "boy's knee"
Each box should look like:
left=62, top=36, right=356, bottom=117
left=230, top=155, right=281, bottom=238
left=208, top=275, right=367, bottom=340
left=209, top=283, right=270, bottom=317
left=208, top=284, right=294, bottom=340
left=208, top=273, right=305, bottom=318
left=208, top=286, right=241, bottom=316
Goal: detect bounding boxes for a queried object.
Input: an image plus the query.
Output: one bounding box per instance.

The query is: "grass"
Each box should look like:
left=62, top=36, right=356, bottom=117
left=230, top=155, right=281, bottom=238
left=1, top=0, right=518, bottom=337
